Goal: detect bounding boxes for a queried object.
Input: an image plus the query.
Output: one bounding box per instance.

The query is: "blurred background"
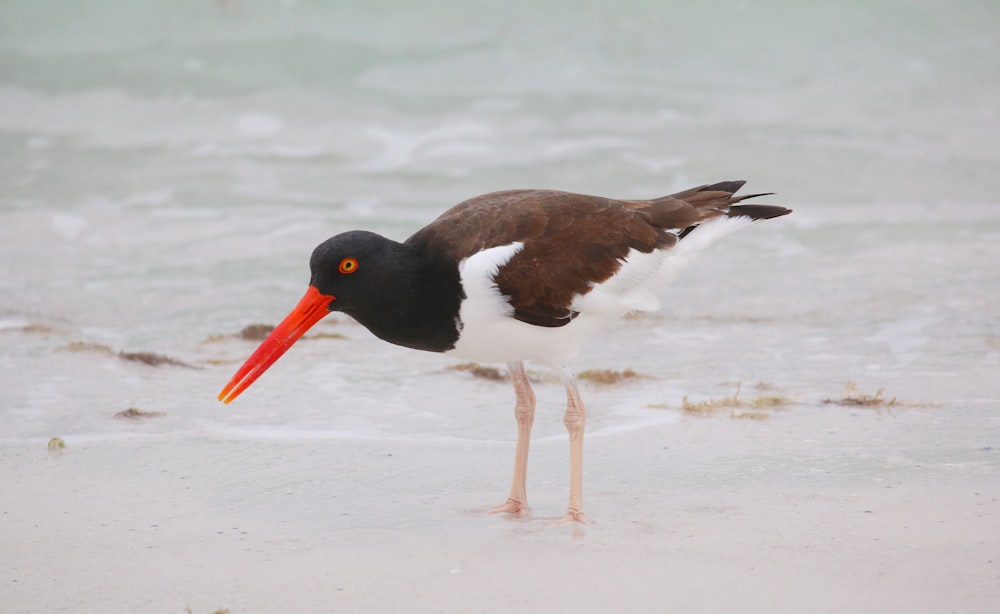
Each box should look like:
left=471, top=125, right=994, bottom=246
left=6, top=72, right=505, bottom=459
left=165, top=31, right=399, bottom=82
left=1, top=0, right=998, bottom=438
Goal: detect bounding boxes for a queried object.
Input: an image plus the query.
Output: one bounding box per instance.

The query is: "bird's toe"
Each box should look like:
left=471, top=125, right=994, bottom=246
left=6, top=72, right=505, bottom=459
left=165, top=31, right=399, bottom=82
left=487, top=498, right=531, bottom=518
left=555, top=509, right=590, bottom=525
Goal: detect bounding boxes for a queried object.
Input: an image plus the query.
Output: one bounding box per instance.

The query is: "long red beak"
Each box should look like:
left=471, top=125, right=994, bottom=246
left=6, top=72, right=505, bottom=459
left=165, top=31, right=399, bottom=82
left=218, top=285, right=335, bottom=404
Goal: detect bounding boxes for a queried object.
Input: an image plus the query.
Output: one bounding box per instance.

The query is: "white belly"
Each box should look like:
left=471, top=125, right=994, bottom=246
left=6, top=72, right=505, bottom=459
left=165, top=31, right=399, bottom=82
left=446, top=242, right=658, bottom=364
left=445, top=215, right=757, bottom=364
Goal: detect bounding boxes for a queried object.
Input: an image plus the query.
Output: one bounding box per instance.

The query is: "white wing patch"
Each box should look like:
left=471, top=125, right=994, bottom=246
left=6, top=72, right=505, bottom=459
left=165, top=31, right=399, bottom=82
left=446, top=214, right=759, bottom=363
left=449, top=241, right=608, bottom=363
left=455, top=241, right=522, bottom=319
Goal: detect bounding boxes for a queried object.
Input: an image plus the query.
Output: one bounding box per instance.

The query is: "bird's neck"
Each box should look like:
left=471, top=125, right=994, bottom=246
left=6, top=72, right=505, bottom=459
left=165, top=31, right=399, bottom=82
left=346, top=242, right=463, bottom=353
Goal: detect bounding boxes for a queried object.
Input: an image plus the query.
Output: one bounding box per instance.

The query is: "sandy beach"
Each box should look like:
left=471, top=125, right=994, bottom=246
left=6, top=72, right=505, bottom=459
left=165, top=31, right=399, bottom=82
left=3, top=356, right=998, bottom=613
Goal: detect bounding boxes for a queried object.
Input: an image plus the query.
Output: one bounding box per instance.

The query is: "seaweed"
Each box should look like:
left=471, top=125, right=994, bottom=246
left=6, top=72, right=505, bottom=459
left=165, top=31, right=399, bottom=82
left=205, top=322, right=343, bottom=343
left=118, top=350, right=201, bottom=369
left=114, top=407, right=165, bottom=420
left=822, top=381, right=897, bottom=408
left=577, top=368, right=647, bottom=385
left=450, top=362, right=506, bottom=381
left=651, top=383, right=794, bottom=419
left=239, top=323, right=274, bottom=341
left=680, top=392, right=743, bottom=416
left=60, top=341, right=114, bottom=354
left=60, top=341, right=200, bottom=368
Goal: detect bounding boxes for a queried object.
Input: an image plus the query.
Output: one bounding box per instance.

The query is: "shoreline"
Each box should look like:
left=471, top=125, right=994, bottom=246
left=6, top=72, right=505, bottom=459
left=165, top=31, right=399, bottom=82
left=3, top=401, right=997, bottom=613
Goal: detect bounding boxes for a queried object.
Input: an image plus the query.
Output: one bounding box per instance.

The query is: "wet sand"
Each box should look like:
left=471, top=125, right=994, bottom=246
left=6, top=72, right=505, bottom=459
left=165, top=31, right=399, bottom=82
left=3, top=392, right=997, bottom=613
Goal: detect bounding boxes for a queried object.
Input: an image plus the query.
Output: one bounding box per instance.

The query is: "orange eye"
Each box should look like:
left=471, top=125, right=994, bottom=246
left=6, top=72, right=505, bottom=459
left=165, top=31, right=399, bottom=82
left=338, top=257, right=359, bottom=274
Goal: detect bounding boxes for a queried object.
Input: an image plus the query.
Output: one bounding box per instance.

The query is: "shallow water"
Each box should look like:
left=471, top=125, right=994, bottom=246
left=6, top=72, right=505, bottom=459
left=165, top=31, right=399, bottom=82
left=3, top=0, right=999, bottom=444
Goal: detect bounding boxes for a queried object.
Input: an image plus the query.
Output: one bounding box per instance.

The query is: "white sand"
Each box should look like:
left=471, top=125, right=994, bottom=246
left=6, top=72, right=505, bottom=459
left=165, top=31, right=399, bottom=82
left=4, top=397, right=997, bottom=613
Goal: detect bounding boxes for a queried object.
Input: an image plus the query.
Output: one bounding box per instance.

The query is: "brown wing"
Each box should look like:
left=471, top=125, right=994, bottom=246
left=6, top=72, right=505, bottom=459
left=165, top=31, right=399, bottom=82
left=406, top=182, right=787, bottom=327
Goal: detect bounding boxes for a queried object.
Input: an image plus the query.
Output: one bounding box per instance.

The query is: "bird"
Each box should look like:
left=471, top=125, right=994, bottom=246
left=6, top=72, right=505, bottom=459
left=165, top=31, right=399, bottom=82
left=218, top=180, right=791, bottom=524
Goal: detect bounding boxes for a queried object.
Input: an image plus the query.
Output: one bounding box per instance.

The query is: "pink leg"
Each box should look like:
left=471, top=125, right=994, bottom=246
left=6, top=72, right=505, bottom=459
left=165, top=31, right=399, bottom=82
left=557, top=370, right=590, bottom=524
left=488, top=361, right=535, bottom=517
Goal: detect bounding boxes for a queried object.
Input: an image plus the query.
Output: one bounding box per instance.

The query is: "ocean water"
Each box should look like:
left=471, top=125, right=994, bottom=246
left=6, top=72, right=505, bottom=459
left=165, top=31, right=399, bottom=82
left=2, top=0, right=999, bottom=444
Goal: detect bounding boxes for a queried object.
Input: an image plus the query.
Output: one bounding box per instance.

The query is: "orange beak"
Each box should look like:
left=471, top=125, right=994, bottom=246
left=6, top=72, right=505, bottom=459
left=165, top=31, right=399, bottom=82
left=218, top=285, right=335, bottom=404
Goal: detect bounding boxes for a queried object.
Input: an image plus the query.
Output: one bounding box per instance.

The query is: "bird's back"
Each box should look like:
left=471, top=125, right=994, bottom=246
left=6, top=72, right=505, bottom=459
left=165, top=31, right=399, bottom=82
left=407, top=182, right=789, bottom=329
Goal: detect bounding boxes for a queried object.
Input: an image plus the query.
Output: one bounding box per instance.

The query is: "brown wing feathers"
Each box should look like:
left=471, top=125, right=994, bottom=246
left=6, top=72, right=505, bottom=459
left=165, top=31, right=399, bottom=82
left=494, top=193, right=656, bottom=327
left=408, top=182, right=788, bottom=328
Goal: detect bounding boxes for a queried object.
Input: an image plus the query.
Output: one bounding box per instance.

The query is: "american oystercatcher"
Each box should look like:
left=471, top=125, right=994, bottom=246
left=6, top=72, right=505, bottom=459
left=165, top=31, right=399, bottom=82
left=219, top=181, right=790, bottom=523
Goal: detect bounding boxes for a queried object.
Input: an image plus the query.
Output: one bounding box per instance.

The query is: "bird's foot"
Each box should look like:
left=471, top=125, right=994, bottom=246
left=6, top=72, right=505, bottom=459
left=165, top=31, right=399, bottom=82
left=555, top=509, right=590, bottom=525
left=487, top=498, right=530, bottom=518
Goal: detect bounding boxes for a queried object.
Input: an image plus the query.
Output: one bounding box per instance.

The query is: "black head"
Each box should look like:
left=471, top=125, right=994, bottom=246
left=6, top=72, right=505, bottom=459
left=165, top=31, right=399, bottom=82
left=308, top=230, right=411, bottom=315
left=217, top=227, right=462, bottom=404
left=217, top=229, right=409, bottom=404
